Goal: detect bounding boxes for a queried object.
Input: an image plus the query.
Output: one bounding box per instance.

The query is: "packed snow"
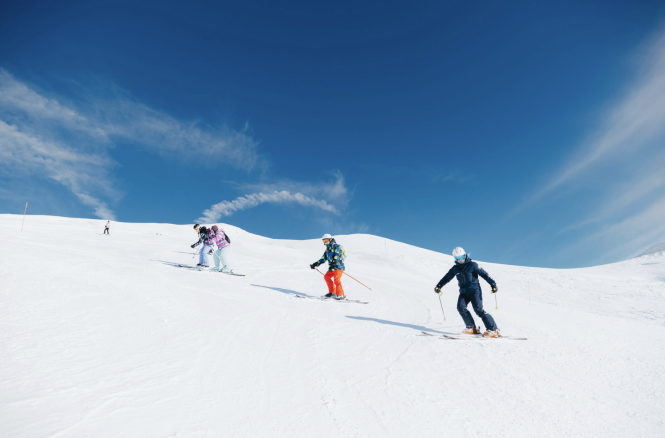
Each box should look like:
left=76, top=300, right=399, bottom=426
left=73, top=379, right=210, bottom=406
left=1, top=214, right=664, bottom=437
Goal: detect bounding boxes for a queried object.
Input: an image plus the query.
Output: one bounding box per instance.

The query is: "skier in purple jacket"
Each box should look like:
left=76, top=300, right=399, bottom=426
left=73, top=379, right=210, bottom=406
left=210, top=225, right=233, bottom=273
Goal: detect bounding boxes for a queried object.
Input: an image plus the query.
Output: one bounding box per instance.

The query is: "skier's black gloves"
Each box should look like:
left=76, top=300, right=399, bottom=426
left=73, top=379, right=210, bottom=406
left=191, top=244, right=196, bottom=248
left=310, top=263, right=317, bottom=269
left=208, top=250, right=213, bottom=255
left=434, top=285, right=443, bottom=296
left=491, top=284, right=498, bottom=294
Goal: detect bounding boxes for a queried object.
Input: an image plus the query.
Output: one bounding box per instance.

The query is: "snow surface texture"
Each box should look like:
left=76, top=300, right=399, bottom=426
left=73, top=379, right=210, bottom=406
left=637, top=241, right=665, bottom=257
left=1, top=214, right=664, bottom=438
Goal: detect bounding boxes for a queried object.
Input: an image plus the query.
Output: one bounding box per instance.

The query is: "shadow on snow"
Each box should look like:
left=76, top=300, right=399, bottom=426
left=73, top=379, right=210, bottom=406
left=251, top=284, right=316, bottom=299
left=345, top=316, right=454, bottom=335
left=153, top=260, right=198, bottom=269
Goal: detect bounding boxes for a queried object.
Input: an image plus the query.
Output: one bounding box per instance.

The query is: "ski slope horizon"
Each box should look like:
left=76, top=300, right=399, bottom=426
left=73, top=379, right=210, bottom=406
left=638, top=241, right=665, bottom=258
left=2, top=214, right=664, bottom=437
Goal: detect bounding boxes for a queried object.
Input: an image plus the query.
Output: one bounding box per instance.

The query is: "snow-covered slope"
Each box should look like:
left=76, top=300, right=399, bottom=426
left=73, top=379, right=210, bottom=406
left=1, top=214, right=664, bottom=438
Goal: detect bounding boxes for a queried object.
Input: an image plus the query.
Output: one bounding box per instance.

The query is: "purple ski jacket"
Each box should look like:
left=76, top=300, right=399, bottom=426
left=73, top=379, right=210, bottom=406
left=211, top=229, right=230, bottom=249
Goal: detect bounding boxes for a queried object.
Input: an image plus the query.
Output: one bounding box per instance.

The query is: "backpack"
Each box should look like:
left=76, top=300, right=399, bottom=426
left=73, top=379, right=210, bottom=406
left=338, top=244, right=346, bottom=262
left=224, top=232, right=231, bottom=244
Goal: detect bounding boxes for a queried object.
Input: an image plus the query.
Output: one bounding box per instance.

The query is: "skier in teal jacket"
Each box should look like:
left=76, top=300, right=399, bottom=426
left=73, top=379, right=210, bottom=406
left=310, top=234, right=346, bottom=300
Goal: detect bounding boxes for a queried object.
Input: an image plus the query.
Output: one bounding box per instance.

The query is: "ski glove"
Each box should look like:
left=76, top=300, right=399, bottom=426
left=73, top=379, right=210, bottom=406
left=434, top=285, right=443, bottom=296
left=491, top=284, right=498, bottom=294
left=208, top=250, right=213, bottom=255
left=310, top=263, right=318, bottom=269
left=191, top=244, right=196, bottom=248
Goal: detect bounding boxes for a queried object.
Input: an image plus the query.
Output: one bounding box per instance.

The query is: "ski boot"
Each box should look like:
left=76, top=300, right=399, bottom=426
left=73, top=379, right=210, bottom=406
left=461, top=327, right=479, bottom=335
left=334, top=294, right=346, bottom=301
left=482, top=329, right=500, bottom=338
left=222, top=269, right=232, bottom=274
left=323, top=293, right=335, bottom=299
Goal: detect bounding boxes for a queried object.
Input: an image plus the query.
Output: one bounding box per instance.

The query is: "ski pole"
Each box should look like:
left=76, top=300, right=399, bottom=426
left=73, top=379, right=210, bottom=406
left=342, top=271, right=372, bottom=290
left=315, top=268, right=371, bottom=291
left=494, top=293, right=498, bottom=310
left=438, top=296, right=447, bottom=322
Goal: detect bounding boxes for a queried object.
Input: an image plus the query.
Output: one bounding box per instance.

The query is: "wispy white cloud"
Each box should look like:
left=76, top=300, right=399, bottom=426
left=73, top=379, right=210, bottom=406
left=555, top=193, right=665, bottom=264
left=75, top=193, right=116, bottom=221
left=0, top=71, right=99, bottom=135
left=197, top=171, right=351, bottom=226
left=0, top=119, right=117, bottom=220
left=0, top=69, right=262, bottom=219
left=233, top=170, right=351, bottom=208
left=532, top=29, right=665, bottom=201
left=197, top=191, right=340, bottom=223
left=514, top=26, right=665, bottom=263
left=95, top=96, right=261, bottom=170
left=557, top=149, right=665, bottom=234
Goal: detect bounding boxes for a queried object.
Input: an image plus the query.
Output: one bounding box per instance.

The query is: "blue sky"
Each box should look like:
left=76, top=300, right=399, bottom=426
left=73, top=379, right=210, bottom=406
left=1, top=0, right=665, bottom=268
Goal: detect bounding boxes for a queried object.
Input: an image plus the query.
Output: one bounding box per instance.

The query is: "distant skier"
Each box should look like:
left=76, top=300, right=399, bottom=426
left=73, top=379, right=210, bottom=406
left=191, top=224, right=213, bottom=268
left=210, top=225, right=233, bottom=273
left=103, top=221, right=111, bottom=235
left=310, top=234, right=346, bottom=300
left=434, top=247, right=500, bottom=338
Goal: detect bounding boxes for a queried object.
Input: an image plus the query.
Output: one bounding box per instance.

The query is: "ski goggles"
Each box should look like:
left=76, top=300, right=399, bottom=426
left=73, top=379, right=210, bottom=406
left=454, top=254, right=466, bottom=262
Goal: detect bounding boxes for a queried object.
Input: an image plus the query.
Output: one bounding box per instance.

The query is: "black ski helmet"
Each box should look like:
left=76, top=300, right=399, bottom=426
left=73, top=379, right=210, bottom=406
left=193, top=224, right=200, bottom=229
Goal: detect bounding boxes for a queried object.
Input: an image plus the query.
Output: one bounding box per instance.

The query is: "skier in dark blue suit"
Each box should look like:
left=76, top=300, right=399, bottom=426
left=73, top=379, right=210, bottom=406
left=435, top=247, right=500, bottom=337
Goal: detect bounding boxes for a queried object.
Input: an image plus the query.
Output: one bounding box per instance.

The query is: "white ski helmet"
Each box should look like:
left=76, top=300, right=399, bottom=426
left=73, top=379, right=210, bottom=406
left=321, top=234, right=332, bottom=240
left=452, top=247, right=466, bottom=261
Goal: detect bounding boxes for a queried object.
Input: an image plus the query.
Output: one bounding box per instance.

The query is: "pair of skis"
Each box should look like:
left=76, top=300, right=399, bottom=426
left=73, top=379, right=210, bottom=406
left=294, top=295, right=369, bottom=304
left=176, top=264, right=245, bottom=276
left=421, top=331, right=527, bottom=341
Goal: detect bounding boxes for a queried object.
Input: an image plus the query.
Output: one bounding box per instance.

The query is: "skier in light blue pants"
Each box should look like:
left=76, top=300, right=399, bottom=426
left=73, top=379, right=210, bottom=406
left=210, top=225, right=233, bottom=273
left=199, top=243, right=213, bottom=267
left=191, top=225, right=213, bottom=268
left=213, top=246, right=232, bottom=272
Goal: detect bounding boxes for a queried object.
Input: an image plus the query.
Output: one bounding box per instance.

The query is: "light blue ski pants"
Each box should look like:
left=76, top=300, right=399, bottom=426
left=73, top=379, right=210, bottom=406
left=213, top=246, right=231, bottom=271
left=199, top=244, right=212, bottom=266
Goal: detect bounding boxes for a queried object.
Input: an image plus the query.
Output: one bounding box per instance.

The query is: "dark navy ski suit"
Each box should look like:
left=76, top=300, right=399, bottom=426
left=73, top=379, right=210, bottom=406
left=436, top=256, right=498, bottom=331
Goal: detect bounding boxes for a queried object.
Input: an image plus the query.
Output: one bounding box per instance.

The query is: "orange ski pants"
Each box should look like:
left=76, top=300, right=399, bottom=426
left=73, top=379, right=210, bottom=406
left=324, top=270, right=345, bottom=296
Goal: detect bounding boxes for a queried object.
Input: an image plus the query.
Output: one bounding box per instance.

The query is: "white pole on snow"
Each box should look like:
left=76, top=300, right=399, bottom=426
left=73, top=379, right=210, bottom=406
left=21, top=202, right=28, bottom=231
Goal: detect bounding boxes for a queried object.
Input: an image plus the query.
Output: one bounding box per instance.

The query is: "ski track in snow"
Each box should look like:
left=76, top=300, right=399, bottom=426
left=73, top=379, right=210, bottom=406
left=1, top=215, right=665, bottom=437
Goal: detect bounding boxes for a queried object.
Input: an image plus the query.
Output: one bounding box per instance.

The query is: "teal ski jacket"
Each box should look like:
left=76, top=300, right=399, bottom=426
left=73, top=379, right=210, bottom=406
left=314, top=239, right=345, bottom=272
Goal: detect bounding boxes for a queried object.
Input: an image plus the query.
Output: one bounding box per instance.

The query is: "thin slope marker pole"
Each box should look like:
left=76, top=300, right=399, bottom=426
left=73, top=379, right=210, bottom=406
left=21, top=202, right=28, bottom=231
